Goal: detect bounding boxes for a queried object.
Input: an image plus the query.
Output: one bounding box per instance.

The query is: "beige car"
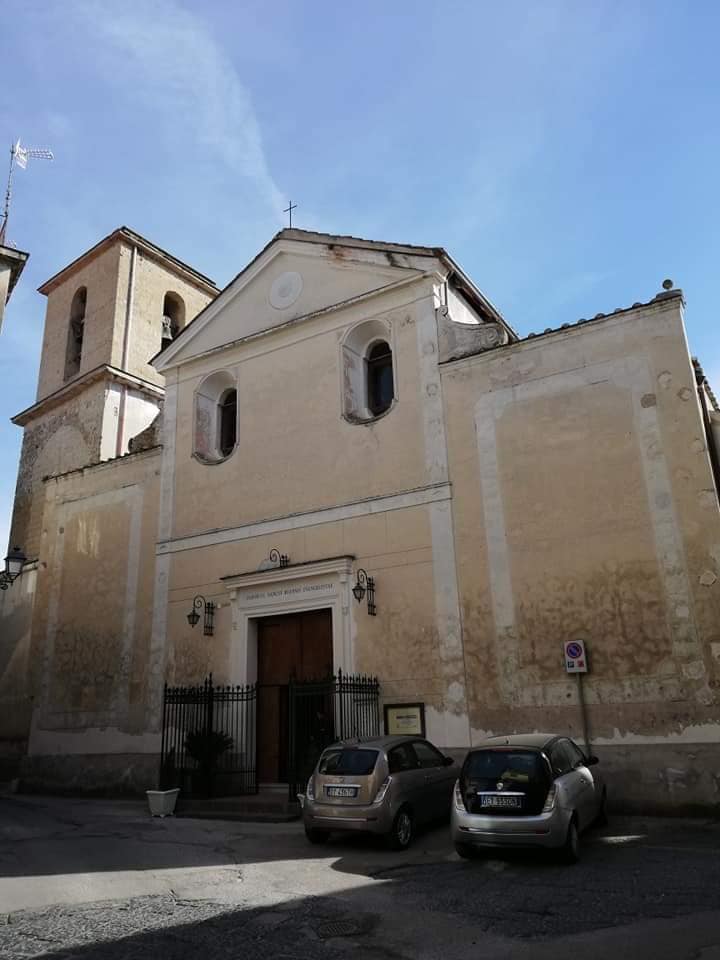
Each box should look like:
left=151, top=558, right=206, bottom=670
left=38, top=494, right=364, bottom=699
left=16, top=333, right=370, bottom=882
left=301, top=735, right=459, bottom=849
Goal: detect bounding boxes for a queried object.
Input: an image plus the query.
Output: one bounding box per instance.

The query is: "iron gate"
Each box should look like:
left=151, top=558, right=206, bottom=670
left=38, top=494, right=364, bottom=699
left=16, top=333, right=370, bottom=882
left=160, top=677, right=257, bottom=797
left=160, top=671, right=380, bottom=801
left=287, top=671, right=381, bottom=799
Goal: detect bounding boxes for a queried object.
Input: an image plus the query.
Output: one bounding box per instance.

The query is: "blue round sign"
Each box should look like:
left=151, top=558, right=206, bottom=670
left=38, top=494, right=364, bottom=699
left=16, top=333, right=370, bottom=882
left=566, top=641, right=583, bottom=660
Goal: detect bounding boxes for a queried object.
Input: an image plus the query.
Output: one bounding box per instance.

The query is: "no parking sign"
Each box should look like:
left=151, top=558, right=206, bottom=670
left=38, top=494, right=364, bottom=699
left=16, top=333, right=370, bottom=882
left=564, top=639, right=588, bottom=673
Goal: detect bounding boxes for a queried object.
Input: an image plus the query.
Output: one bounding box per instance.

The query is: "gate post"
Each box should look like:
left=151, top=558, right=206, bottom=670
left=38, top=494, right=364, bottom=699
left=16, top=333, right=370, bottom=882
left=287, top=675, right=296, bottom=802
left=206, top=674, right=215, bottom=797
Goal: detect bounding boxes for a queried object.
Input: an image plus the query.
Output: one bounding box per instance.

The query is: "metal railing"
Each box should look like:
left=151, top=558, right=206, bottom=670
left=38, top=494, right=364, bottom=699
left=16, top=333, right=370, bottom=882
left=160, top=671, right=380, bottom=801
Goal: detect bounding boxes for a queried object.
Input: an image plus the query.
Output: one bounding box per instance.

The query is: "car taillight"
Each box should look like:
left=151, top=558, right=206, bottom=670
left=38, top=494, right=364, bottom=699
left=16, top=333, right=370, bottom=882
left=373, top=776, right=392, bottom=804
left=454, top=780, right=467, bottom=812
left=306, top=776, right=315, bottom=801
left=542, top=784, right=556, bottom=813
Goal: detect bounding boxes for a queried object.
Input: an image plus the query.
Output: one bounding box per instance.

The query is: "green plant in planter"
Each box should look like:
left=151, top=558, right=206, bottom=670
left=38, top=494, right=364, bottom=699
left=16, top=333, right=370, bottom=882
left=185, top=729, right=234, bottom=776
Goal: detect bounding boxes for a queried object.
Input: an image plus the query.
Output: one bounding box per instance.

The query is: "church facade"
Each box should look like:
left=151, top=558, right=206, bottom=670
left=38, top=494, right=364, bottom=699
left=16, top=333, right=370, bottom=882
left=1, top=226, right=719, bottom=813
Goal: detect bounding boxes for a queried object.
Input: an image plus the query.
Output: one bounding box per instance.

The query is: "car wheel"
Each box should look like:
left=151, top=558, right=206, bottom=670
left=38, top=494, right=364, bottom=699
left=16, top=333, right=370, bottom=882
left=560, top=817, right=580, bottom=864
left=595, top=789, right=609, bottom=827
left=304, top=827, right=330, bottom=844
left=387, top=807, right=414, bottom=851
left=454, top=842, right=478, bottom=860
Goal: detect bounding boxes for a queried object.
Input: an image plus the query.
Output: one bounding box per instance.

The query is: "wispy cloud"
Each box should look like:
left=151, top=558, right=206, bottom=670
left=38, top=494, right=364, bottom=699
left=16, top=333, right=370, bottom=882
left=73, top=0, right=284, bottom=221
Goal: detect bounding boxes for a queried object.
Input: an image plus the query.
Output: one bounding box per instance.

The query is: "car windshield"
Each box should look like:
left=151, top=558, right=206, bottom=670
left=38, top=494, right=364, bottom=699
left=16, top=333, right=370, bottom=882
left=319, top=748, right=378, bottom=776
left=465, top=749, right=546, bottom=786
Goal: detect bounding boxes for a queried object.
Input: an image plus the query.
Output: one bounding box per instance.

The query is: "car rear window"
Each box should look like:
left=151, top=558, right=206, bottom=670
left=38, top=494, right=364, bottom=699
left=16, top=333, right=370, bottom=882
left=462, top=749, right=551, bottom=816
left=319, top=749, right=378, bottom=776
left=464, top=750, right=547, bottom=787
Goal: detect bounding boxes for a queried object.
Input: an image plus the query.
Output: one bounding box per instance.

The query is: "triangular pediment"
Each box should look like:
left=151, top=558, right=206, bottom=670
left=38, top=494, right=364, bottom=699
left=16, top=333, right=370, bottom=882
left=155, top=233, right=435, bottom=370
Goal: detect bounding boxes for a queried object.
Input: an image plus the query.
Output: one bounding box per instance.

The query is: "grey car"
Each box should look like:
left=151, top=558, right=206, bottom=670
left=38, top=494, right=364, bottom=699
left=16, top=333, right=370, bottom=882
left=451, top=734, right=607, bottom=863
left=302, top=735, right=459, bottom=849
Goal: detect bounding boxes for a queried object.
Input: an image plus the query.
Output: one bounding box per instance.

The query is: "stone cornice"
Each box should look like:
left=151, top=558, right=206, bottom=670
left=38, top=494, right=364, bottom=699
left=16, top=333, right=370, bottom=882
left=12, top=364, right=164, bottom=426
left=221, top=556, right=355, bottom=592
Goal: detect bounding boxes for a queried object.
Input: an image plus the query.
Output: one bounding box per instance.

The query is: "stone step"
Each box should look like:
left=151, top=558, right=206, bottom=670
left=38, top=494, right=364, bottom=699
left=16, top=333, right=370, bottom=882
left=177, top=791, right=302, bottom=823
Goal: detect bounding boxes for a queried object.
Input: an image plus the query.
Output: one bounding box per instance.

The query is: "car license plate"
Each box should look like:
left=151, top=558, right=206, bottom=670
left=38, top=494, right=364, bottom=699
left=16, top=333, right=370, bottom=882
left=481, top=795, right=521, bottom=809
left=325, top=786, right=358, bottom=798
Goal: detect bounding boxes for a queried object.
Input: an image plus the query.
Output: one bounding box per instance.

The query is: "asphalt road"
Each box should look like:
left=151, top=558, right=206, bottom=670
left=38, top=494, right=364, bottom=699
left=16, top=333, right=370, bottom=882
left=1, top=794, right=719, bottom=959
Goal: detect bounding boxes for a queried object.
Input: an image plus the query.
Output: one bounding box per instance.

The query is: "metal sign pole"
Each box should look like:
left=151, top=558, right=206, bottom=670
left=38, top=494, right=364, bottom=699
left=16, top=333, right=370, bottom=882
left=577, top=673, right=591, bottom=755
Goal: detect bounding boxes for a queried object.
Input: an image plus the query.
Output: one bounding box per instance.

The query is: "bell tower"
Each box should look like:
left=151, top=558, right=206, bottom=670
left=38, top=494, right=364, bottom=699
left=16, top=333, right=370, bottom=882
left=8, top=227, right=218, bottom=559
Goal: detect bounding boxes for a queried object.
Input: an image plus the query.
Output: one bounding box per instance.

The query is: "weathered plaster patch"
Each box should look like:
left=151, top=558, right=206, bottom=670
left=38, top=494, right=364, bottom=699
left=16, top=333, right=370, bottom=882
left=591, top=723, right=720, bottom=745
left=474, top=355, right=701, bottom=706
left=699, top=570, right=717, bottom=586
left=681, top=659, right=706, bottom=680
left=698, top=490, right=718, bottom=510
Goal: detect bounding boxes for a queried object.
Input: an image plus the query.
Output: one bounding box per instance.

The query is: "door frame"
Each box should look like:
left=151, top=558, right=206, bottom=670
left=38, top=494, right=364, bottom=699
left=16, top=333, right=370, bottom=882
left=222, top=556, right=356, bottom=686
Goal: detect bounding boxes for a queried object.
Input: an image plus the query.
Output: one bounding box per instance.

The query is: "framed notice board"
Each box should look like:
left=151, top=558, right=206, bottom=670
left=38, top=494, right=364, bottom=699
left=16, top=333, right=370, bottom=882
left=383, top=702, right=426, bottom=738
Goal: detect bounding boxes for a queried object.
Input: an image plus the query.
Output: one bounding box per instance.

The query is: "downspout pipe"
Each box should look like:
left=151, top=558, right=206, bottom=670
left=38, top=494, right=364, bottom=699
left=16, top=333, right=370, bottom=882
left=116, top=244, right=137, bottom=457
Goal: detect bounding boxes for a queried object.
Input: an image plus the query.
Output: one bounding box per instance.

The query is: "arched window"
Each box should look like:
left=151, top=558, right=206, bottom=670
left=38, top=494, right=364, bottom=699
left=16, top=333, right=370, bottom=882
left=341, top=318, right=396, bottom=423
left=161, top=292, right=185, bottom=347
left=366, top=341, right=394, bottom=416
left=194, top=370, right=238, bottom=463
left=219, top=389, right=237, bottom=457
left=65, top=287, right=86, bottom=380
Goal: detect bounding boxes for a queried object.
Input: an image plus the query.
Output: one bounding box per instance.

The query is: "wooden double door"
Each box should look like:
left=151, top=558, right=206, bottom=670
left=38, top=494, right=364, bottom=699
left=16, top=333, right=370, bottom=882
left=256, top=608, right=333, bottom=783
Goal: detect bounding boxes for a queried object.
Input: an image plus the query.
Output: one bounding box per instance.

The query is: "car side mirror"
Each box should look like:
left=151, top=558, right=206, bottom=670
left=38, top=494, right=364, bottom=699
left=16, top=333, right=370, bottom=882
left=443, top=755, right=455, bottom=766
left=585, top=755, right=599, bottom=766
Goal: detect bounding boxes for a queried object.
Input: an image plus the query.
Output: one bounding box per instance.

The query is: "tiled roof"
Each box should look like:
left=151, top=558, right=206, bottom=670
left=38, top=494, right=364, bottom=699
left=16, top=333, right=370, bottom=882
left=522, top=287, right=684, bottom=343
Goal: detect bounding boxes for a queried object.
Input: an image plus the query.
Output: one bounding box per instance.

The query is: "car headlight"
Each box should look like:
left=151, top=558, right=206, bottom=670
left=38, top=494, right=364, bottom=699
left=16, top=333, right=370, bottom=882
left=453, top=780, right=467, bottom=812
left=306, top=776, right=315, bottom=801
left=373, top=776, right=392, bottom=804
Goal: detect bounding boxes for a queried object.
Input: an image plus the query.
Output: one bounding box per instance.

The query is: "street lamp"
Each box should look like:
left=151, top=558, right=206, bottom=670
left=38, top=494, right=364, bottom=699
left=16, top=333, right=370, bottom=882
left=352, top=568, right=376, bottom=616
left=186, top=595, right=215, bottom=636
left=0, top=545, right=26, bottom=590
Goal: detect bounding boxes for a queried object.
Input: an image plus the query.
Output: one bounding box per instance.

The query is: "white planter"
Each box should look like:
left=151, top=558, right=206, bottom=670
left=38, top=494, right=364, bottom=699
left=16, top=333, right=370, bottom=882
left=146, top=788, right=180, bottom=817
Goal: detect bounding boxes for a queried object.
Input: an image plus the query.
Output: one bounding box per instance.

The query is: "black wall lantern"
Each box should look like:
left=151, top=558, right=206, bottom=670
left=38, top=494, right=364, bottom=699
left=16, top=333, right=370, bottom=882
left=352, top=568, right=376, bottom=616
left=187, top=595, right=215, bottom=636
left=0, top=545, right=26, bottom=591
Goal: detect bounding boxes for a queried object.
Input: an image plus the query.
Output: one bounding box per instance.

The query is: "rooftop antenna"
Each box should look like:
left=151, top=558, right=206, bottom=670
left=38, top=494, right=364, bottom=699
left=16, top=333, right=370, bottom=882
left=0, top=139, right=54, bottom=246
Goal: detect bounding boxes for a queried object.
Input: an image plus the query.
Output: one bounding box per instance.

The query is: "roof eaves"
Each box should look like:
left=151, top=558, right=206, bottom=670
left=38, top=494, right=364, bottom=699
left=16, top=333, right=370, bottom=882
left=12, top=364, right=163, bottom=426
left=38, top=226, right=219, bottom=295
left=438, top=249, right=518, bottom=341
left=0, top=243, right=30, bottom=302
left=520, top=289, right=684, bottom=344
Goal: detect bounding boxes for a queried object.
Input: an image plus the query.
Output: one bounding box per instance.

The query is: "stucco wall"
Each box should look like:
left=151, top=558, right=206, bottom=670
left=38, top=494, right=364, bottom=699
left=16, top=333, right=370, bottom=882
left=114, top=240, right=215, bottom=387
left=442, top=294, right=720, bottom=811
left=9, top=379, right=108, bottom=558
left=37, top=245, right=122, bottom=400
left=0, top=564, right=37, bottom=776
left=155, top=495, right=466, bottom=753
left=171, top=285, right=432, bottom=539
left=23, top=448, right=161, bottom=784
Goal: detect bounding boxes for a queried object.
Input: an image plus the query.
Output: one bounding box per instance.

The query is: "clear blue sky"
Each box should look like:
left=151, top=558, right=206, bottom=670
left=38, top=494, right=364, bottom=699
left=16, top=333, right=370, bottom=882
left=1, top=0, right=719, bottom=551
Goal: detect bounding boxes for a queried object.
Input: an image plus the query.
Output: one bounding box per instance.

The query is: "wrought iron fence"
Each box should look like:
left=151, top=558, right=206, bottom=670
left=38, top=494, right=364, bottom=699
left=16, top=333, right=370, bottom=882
left=160, top=676, right=257, bottom=797
left=287, top=671, right=381, bottom=799
left=160, top=671, right=380, bottom=802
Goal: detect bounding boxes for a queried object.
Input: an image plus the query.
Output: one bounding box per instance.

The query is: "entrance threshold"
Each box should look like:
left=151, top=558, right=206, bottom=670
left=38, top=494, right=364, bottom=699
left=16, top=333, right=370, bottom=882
left=178, top=786, right=301, bottom=823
